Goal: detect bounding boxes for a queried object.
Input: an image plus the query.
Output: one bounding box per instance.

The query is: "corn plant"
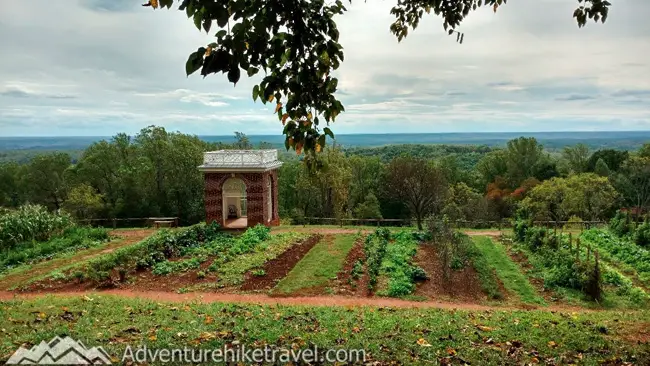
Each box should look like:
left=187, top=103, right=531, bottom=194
left=0, top=204, right=73, bottom=250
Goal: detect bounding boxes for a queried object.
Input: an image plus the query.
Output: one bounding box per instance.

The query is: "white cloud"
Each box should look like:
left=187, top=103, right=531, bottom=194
left=0, top=0, right=649, bottom=136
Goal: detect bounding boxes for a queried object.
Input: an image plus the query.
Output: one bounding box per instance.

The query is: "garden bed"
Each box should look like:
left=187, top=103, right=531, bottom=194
left=413, top=243, right=485, bottom=301
left=239, top=234, right=322, bottom=292
left=332, top=236, right=370, bottom=297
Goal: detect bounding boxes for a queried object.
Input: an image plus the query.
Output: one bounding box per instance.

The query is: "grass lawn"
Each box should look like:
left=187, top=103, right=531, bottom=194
left=273, top=234, right=357, bottom=295
left=473, top=237, right=546, bottom=305
left=1, top=295, right=648, bottom=365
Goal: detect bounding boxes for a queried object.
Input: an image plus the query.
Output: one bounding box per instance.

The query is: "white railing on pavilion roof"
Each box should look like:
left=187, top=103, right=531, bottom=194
left=200, top=149, right=282, bottom=170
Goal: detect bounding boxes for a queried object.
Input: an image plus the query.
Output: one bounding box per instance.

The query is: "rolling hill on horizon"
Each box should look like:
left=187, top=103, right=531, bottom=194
left=1, top=130, right=650, bottom=152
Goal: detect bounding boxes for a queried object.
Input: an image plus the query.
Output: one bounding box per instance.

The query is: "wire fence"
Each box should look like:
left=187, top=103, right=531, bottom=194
left=295, top=218, right=610, bottom=230
left=77, top=217, right=179, bottom=229
left=76, top=216, right=610, bottom=231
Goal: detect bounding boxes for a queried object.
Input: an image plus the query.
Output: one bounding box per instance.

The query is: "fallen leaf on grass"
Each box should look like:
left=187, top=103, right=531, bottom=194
left=82, top=295, right=93, bottom=302
left=548, top=341, right=557, bottom=348
left=446, top=347, right=456, bottom=356
left=476, top=325, right=494, bottom=332
left=148, top=335, right=157, bottom=341
left=416, top=338, right=432, bottom=347
left=204, top=316, right=214, bottom=324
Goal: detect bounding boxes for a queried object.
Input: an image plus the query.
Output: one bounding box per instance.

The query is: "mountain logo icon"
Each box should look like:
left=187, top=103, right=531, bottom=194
left=5, top=336, right=112, bottom=364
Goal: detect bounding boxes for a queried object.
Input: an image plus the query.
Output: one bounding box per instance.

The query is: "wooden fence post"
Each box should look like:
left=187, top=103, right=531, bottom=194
left=576, top=238, right=581, bottom=262
left=112, top=218, right=117, bottom=230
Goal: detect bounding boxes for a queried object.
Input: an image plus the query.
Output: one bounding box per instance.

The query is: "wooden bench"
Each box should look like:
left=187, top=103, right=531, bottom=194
left=147, top=217, right=179, bottom=228
left=153, top=220, right=174, bottom=229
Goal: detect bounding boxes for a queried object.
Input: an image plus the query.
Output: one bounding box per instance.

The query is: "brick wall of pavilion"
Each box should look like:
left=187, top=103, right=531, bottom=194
left=204, top=170, right=280, bottom=227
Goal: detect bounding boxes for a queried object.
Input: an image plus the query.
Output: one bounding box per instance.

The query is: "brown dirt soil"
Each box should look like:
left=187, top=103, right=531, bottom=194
left=274, top=228, right=373, bottom=235
left=117, top=258, right=217, bottom=292
left=615, top=322, right=650, bottom=344
left=239, top=235, right=322, bottom=292
left=465, top=231, right=505, bottom=238
left=413, top=243, right=485, bottom=302
left=0, top=229, right=155, bottom=291
left=0, top=290, right=599, bottom=313
left=331, top=237, right=371, bottom=297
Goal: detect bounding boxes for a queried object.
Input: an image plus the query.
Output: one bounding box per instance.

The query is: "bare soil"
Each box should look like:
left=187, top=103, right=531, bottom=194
left=0, top=290, right=598, bottom=313
left=0, top=229, right=155, bottom=291
left=616, top=322, right=650, bottom=344
left=413, top=243, right=485, bottom=302
left=118, top=258, right=217, bottom=292
left=239, top=235, right=322, bottom=292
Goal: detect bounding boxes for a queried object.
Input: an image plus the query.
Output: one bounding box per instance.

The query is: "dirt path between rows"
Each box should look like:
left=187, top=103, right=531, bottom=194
left=274, top=228, right=505, bottom=237
left=0, top=229, right=155, bottom=290
left=0, top=289, right=599, bottom=313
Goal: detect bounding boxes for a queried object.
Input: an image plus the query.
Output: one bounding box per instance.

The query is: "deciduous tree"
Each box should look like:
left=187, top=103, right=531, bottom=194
left=561, top=143, right=590, bottom=174
left=386, top=157, right=448, bottom=230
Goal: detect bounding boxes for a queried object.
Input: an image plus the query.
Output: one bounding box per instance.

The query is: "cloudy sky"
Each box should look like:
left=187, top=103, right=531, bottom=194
left=1, top=0, right=649, bottom=137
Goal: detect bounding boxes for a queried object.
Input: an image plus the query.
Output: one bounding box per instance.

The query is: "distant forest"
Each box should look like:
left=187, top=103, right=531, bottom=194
left=1, top=126, right=649, bottom=229
left=2, top=130, right=650, bottom=164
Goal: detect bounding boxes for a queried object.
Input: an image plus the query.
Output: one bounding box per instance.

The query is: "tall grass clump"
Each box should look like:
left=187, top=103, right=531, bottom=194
left=0, top=205, right=73, bottom=249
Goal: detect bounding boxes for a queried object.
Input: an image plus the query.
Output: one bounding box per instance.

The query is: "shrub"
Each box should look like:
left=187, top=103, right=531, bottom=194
left=411, top=266, right=428, bottom=281
left=634, top=221, right=650, bottom=247
left=563, top=216, right=584, bottom=231
left=351, top=260, right=364, bottom=280
left=512, top=207, right=532, bottom=243
left=609, top=210, right=634, bottom=237
left=196, top=271, right=206, bottom=279
left=524, top=227, right=547, bottom=251
left=290, top=208, right=307, bottom=225
left=0, top=205, right=73, bottom=249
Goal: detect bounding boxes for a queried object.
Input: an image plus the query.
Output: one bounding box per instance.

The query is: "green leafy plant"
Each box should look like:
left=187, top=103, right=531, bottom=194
left=351, top=260, right=364, bottom=280
left=252, top=269, right=266, bottom=277
left=0, top=204, right=73, bottom=250
left=378, top=231, right=421, bottom=298
left=634, top=221, right=650, bottom=247
left=582, top=229, right=650, bottom=284
left=364, top=229, right=389, bottom=292
left=609, top=210, right=635, bottom=237
left=0, top=227, right=109, bottom=271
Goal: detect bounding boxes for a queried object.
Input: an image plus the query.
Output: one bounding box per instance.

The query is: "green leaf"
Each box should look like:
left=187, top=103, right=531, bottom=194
left=215, top=30, right=227, bottom=38
left=185, top=48, right=205, bottom=76
left=324, top=127, right=334, bottom=139
left=252, top=85, right=260, bottom=101
left=247, top=67, right=259, bottom=77
left=203, top=19, right=212, bottom=33
left=193, top=13, right=202, bottom=31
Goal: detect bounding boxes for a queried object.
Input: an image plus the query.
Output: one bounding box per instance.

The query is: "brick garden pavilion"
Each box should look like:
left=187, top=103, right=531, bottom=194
left=198, top=150, right=283, bottom=229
